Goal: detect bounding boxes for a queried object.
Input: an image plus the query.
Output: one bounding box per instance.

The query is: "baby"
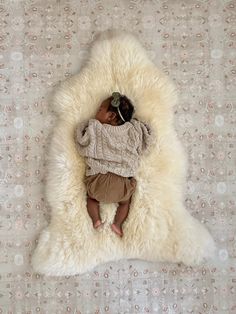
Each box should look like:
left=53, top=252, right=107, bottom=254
left=75, top=92, right=153, bottom=237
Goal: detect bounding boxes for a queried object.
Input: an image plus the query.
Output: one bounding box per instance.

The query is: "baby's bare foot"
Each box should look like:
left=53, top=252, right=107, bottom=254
left=93, top=220, right=103, bottom=229
left=111, top=223, right=123, bottom=237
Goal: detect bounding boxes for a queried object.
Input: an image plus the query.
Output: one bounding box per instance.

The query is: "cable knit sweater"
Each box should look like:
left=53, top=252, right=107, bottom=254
left=75, top=118, right=154, bottom=177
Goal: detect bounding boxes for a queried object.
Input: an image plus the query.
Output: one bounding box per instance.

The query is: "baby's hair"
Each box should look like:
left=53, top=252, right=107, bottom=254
left=107, top=94, right=135, bottom=125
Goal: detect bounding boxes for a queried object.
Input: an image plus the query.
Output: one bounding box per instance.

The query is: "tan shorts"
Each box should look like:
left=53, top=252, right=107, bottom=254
left=84, top=172, right=137, bottom=203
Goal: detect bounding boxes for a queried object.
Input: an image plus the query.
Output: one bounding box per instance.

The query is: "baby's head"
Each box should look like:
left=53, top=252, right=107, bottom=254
left=95, top=92, right=134, bottom=125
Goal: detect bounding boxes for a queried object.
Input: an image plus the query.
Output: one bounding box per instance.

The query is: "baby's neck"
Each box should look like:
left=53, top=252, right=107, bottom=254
left=96, top=118, right=120, bottom=126
left=109, top=120, right=119, bottom=126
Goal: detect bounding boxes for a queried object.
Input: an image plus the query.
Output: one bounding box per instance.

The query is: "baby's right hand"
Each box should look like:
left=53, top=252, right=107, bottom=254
left=82, top=127, right=87, bottom=136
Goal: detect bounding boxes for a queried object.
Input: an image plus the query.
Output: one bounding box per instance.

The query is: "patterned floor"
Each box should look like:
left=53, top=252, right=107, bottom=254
left=0, top=0, right=235, bottom=312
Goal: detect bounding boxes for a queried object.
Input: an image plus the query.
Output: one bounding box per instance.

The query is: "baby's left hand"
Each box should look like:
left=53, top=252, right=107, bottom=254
left=143, top=122, right=151, bottom=135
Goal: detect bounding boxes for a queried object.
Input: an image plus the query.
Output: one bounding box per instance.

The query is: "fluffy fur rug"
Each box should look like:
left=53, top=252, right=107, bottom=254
left=31, top=30, right=216, bottom=276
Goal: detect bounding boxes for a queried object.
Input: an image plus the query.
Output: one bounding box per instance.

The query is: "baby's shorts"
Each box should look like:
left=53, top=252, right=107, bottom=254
left=84, top=172, right=137, bottom=203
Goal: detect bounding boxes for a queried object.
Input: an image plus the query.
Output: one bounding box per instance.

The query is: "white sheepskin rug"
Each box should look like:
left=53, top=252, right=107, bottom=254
left=31, top=30, right=216, bottom=276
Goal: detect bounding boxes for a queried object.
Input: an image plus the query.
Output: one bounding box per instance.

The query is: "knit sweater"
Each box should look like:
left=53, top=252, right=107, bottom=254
left=75, top=118, right=154, bottom=177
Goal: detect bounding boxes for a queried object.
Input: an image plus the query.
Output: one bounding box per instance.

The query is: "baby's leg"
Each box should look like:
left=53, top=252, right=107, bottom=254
left=111, top=197, right=132, bottom=237
left=87, top=196, right=102, bottom=228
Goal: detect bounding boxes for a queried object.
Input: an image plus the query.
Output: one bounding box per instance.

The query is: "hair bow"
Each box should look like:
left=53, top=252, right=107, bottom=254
left=111, top=92, right=126, bottom=122
left=111, top=92, right=121, bottom=108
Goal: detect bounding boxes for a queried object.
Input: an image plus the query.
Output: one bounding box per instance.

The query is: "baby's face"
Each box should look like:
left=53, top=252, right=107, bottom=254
left=95, top=99, right=112, bottom=124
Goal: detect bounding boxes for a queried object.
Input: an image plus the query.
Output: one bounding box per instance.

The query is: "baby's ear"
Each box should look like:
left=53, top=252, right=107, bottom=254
left=108, top=111, right=117, bottom=121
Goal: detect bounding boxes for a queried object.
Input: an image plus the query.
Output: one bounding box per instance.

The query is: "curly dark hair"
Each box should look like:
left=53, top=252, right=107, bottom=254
left=107, top=94, right=135, bottom=125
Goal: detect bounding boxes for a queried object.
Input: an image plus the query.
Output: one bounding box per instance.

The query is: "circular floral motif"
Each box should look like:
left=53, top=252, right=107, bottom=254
left=78, top=15, right=91, bottom=29
left=10, top=51, right=23, bottom=61
left=178, top=114, right=193, bottom=127
left=219, top=249, right=228, bottom=261
left=14, top=254, right=24, bottom=265
left=0, top=112, right=7, bottom=124
left=142, top=15, right=155, bottom=29
left=12, top=83, right=25, bottom=95
left=217, top=182, right=227, bottom=194
left=14, top=117, right=23, bottom=129
left=208, top=14, right=222, bottom=27
left=215, top=115, right=224, bottom=127
left=211, top=49, right=223, bottom=59
left=15, top=204, right=23, bottom=212
left=217, top=151, right=225, bottom=160
left=186, top=181, right=195, bottom=194
left=209, top=80, right=223, bottom=92
left=94, top=15, right=112, bottom=30
left=11, top=17, right=25, bottom=31
left=14, top=185, right=24, bottom=197
left=15, top=289, right=24, bottom=299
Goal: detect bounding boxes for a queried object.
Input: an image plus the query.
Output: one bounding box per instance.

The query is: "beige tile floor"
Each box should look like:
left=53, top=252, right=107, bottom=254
left=0, top=0, right=235, bottom=312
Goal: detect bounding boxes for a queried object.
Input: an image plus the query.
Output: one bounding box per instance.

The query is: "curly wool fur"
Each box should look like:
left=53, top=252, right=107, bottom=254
left=31, top=30, right=216, bottom=276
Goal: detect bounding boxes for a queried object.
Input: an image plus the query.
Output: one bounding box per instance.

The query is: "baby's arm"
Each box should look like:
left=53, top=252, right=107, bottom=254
left=131, top=118, right=155, bottom=155
left=74, top=120, right=91, bottom=156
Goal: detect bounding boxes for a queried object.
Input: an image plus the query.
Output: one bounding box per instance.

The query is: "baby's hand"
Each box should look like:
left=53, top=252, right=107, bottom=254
left=143, top=123, right=151, bottom=135
left=82, top=127, right=87, bottom=136
left=75, top=120, right=89, bottom=140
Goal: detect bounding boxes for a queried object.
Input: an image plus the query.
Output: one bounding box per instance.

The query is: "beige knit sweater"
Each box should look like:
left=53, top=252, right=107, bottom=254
left=75, top=118, right=154, bottom=177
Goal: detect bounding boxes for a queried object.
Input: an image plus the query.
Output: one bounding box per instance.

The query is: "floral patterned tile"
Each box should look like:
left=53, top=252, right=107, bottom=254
left=0, top=0, right=235, bottom=312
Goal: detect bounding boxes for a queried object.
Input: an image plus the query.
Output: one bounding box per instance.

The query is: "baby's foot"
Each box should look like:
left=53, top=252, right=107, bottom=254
left=111, top=223, right=123, bottom=237
left=93, top=220, right=103, bottom=229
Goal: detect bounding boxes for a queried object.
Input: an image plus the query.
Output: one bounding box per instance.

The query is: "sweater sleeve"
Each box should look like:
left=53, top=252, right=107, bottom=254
left=74, top=120, right=91, bottom=156
left=130, top=118, right=155, bottom=155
